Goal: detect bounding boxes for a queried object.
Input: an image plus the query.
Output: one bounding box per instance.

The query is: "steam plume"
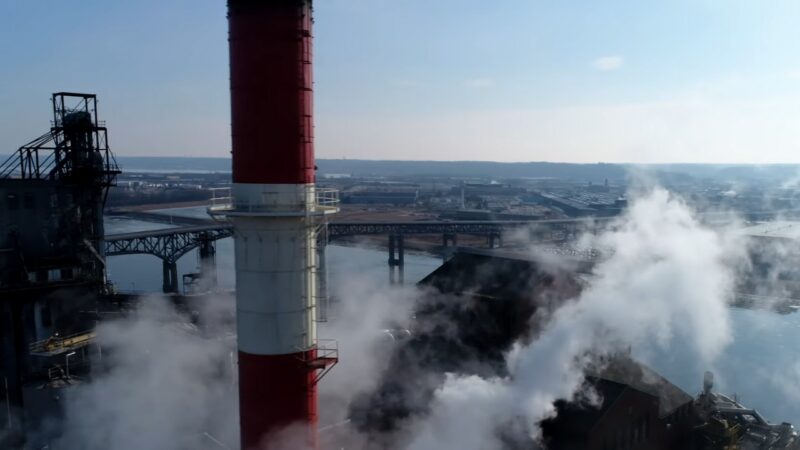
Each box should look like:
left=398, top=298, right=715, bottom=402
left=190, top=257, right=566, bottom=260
left=54, top=297, right=238, bottom=450
left=351, top=188, right=748, bottom=449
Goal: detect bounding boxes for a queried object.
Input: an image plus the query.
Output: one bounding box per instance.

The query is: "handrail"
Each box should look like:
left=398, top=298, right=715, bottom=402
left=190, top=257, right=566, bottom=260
left=315, top=188, right=340, bottom=211
left=313, top=338, right=339, bottom=360
left=29, top=330, right=96, bottom=354
left=207, top=186, right=339, bottom=216
left=309, top=338, right=338, bottom=383
left=208, top=187, right=232, bottom=212
left=292, top=338, right=339, bottom=383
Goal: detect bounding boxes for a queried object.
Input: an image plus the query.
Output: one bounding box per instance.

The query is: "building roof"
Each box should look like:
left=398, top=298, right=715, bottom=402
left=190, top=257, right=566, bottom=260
left=540, top=377, right=637, bottom=438
left=419, top=247, right=590, bottom=297
left=588, top=354, right=693, bottom=417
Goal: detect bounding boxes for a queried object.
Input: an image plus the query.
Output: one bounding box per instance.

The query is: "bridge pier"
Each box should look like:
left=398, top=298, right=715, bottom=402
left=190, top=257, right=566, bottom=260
left=388, top=234, right=405, bottom=285
left=442, top=232, right=457, bottom=261
left=162, top=260, right=178, bottom=294
left=198, top=232, right=217, bottom=288
left=487, top=232, right=502, bottom=249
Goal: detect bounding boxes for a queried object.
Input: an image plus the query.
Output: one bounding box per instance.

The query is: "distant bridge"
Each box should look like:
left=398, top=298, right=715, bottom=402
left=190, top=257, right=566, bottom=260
left=104, top=224, right=232, bottom=260
left=103, top=219, right=596, bottom=261
left=103, top=207, right=800, bottom=304
left=106, top=209, right=608, bottom=239
left=104, top=217, right=605, bottom=258
left=104, top=207, right=800, bottom=292
left=103, top=213, right=605, bottom=292
left=326, top=218, right=605, bottom=239
left=105, top=224, right=232, bottom=293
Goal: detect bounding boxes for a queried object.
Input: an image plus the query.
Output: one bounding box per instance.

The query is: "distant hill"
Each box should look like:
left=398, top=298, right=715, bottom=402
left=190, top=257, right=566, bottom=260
left=113, top=157, right=628, bottom=181
left=3, top=154, right=799, bottom=184
left=316, top=160, right=628, bottom=181
left=115, top=156, right=231, bottom=173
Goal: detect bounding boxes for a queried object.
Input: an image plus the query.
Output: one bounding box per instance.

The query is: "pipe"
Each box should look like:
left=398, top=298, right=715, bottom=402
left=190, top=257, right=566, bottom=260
left=227, top=1, right=321, bottom=449
left=65, top=351, right=77, bottom=379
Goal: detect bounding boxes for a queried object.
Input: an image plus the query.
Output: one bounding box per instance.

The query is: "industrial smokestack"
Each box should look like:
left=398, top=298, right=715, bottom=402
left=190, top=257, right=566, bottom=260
left=227, top=0, right=334, bottom=448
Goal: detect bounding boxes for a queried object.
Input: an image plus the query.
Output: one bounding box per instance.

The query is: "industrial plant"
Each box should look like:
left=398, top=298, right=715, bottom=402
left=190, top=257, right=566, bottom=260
left=0, top=92, right=120, bottom=441
left=4, top=1, right=800, bottom=450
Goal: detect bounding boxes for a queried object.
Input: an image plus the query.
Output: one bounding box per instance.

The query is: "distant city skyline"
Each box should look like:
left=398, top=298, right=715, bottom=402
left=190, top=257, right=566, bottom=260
left=3, top=1, right=800, bottom=163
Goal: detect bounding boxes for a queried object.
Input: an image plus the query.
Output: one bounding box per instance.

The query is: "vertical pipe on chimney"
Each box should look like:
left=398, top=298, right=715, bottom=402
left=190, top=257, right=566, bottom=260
left=227, top=0, right=318, bottom=448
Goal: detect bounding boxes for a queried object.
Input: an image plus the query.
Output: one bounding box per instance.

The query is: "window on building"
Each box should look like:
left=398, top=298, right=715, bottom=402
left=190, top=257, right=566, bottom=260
left=7, top=193, right=18, bottom=210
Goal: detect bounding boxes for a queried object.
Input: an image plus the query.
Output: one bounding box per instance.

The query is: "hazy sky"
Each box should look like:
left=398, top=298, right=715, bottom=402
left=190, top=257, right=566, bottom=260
left=3, top=0, right=800, bottom=163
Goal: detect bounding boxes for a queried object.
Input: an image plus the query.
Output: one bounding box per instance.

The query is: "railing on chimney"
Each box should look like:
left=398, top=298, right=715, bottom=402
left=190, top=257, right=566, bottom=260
left=209, top=187, right=233, bottom=212
left=296, top=338, right=339, bottom=384
left=207, top=186, right=339, bottom=218
left=314, top=188, right=340, bottom=213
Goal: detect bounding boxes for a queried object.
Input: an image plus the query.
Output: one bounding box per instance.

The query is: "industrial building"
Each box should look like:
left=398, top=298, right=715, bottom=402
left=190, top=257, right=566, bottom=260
left=0, top=93, right=120, bottom=447
left=520, top=190, right=627, bottom=218
left=341, top=185, right=419, bottom=205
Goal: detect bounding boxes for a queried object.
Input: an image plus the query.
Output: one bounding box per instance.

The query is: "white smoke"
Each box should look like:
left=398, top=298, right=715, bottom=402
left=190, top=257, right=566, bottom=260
left=46, top=249, right=418, bottom=450
left=320, top=276, right=416, bottom=404
left=317, top=270, right=419, bottom=446
left=764, top=361, right=800, bottom=403
left=54, top=297, right=238, bottom=450
left=44, top=186, right=767, bottom=449
left=405, top=188, right=748, bottom=449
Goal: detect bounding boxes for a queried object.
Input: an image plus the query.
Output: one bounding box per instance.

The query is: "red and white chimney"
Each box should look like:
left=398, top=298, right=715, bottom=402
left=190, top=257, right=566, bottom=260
left=226, top=1, right=334, bottom=448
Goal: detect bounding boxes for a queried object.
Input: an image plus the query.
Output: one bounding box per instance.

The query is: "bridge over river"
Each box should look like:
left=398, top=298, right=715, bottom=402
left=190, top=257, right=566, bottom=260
left=104, top=208, right=800, bottom=293
left=104, top=211, right=606, bottom=292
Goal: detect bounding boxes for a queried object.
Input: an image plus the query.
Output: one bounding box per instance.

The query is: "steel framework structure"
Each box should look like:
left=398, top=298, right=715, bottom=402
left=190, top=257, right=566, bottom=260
left=104, top=225, right=232, bottom=262
left=0, top=93, right=119, bottom=184
left=0, top=92, right=121, bottom=287
left=103, top=218, right=602, bottom=262
left=325, top=219, right=605, bottom=239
